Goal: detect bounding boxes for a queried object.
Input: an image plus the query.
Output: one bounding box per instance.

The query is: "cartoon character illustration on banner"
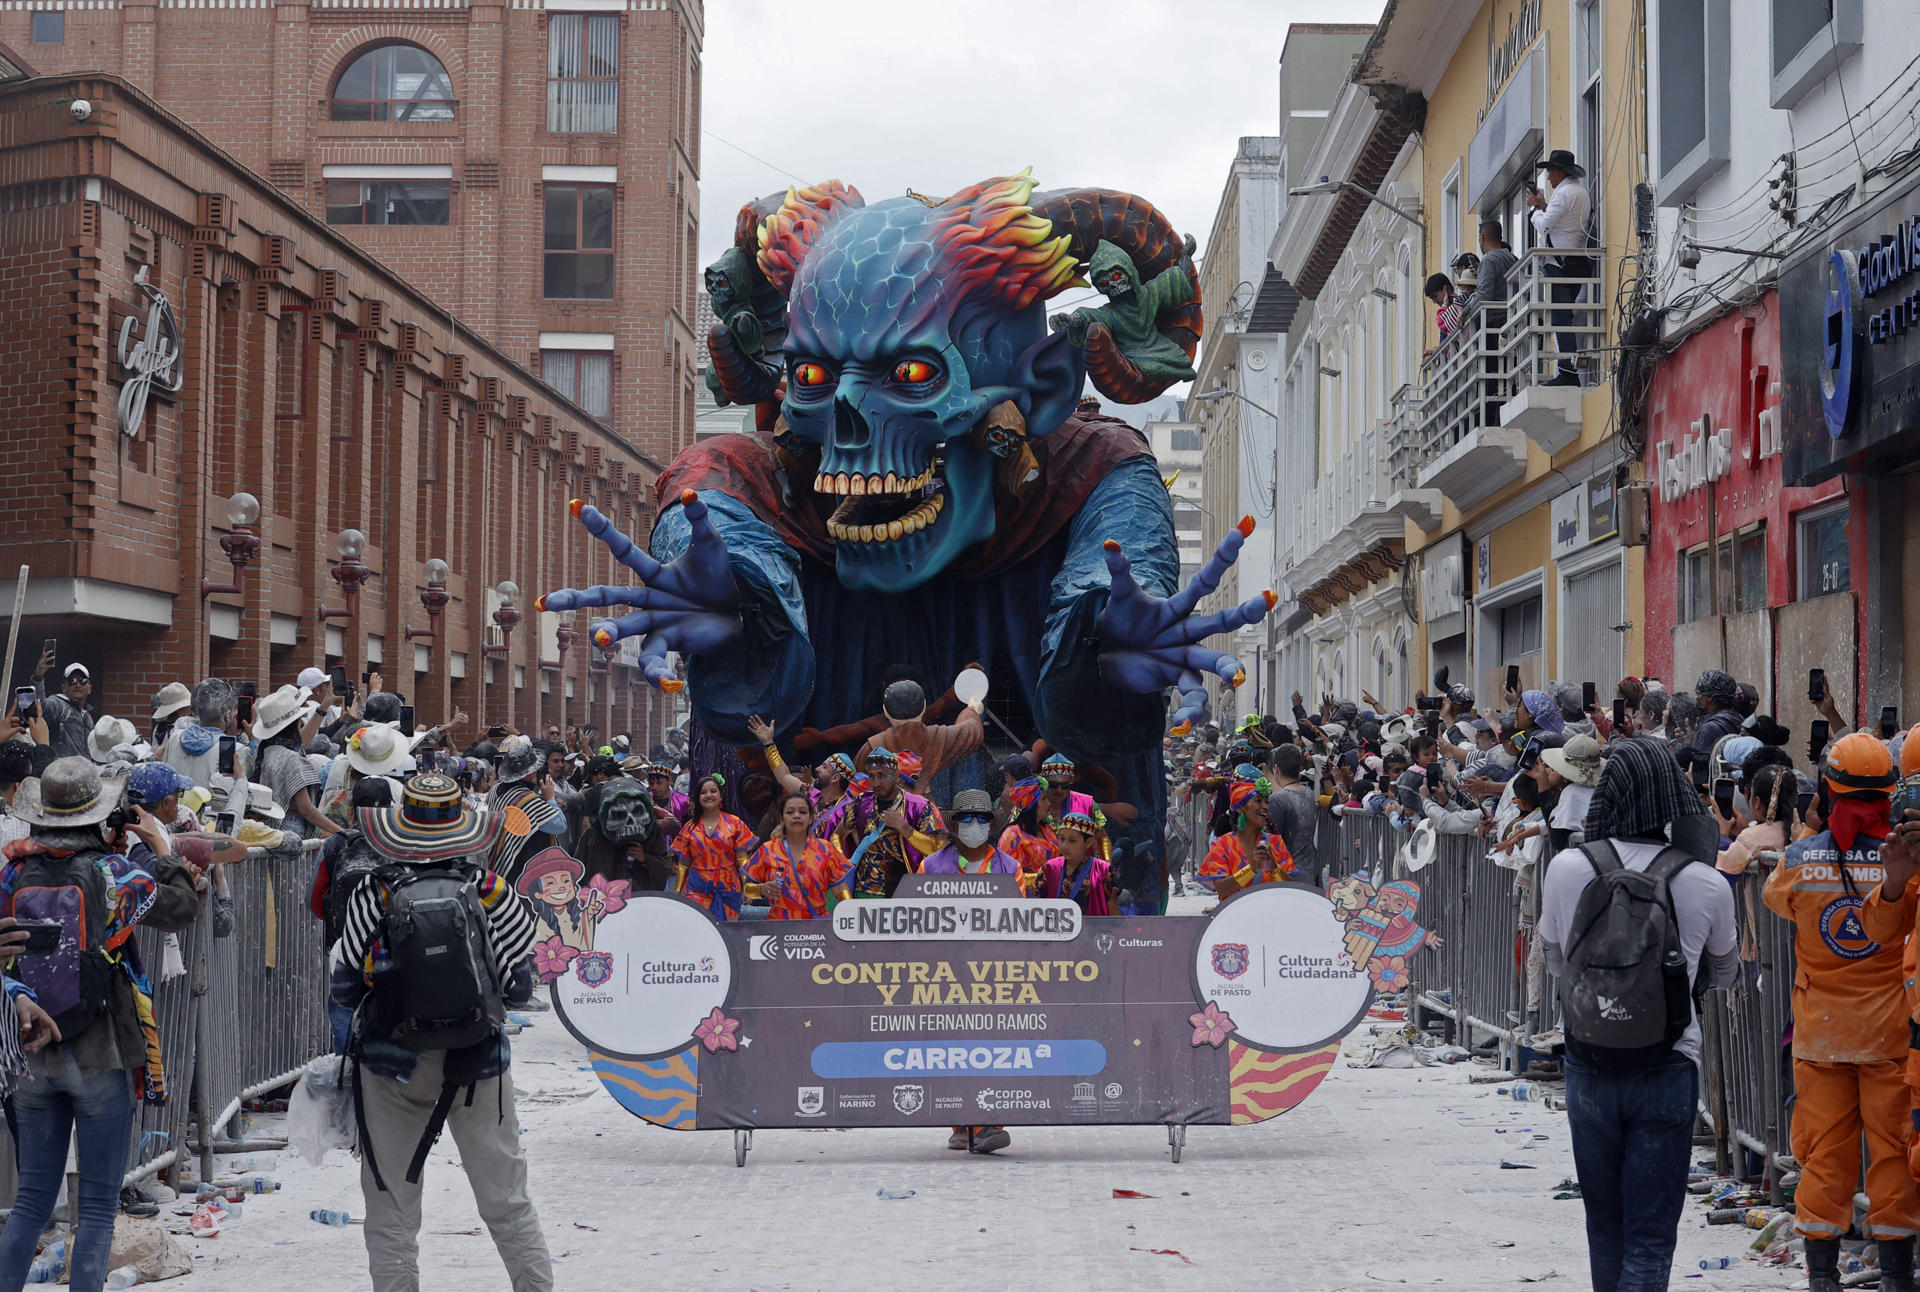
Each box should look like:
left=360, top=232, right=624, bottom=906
left=1330, top=871, right=1442, bottom=992
left=516, top=847, right=630, bottom=982
left=540, top=171, right=1280, bottom=907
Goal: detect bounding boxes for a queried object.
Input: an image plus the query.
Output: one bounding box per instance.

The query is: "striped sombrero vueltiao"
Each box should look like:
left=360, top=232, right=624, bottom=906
left=362, top=771, right=501, bottom=862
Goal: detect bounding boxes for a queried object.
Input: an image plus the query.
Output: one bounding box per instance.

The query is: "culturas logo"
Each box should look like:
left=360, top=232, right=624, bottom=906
left=1822, top=248, right=1862, bottom=440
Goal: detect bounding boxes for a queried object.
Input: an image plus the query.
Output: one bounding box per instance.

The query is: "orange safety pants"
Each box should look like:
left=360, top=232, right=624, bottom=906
left=1793, top=1058, right=1920, bottom=1240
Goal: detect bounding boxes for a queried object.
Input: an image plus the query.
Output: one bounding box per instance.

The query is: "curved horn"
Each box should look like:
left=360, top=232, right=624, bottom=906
left=1031, top=188, right=1202, bottom=403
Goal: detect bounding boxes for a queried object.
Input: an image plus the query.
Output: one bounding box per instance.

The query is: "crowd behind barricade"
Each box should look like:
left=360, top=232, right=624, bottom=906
left=1157, top=668, right=1920, bottom=1292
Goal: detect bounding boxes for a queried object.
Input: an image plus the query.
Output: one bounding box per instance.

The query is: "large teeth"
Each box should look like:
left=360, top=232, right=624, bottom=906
left=850, top=473, right=866, bottom=497
left=822, top=488, right=946, bottom=544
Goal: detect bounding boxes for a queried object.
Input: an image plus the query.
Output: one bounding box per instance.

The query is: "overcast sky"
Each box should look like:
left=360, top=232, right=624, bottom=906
left=697, top=0, right=1386, bottom=277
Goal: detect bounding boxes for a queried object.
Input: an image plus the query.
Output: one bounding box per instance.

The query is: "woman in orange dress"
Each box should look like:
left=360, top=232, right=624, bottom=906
left=743, top=792, right=850, bottom=919
left=1198, top=777, right=1294, bottom=900
left=997, top=776, right=1056, bottom=895
left=672, top=774, right=759, bottom=920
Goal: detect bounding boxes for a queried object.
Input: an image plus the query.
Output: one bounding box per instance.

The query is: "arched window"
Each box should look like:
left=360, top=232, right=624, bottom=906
left=332, top=44, right=455, bottom=122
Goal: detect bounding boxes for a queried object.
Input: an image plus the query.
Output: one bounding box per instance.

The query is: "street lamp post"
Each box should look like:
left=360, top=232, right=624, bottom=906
left=553, top=607, right=578, bottom=670
left=483, top=580, right=521, bottom=658
left=406, top=557, right=450, bottom=640
left=318, top=528, right=374, bottom=621
left=199, top=491, right=262, bottom=599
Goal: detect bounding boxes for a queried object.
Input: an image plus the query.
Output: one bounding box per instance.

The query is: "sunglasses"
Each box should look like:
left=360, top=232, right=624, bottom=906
left=954, top=813, right=994, bottom=826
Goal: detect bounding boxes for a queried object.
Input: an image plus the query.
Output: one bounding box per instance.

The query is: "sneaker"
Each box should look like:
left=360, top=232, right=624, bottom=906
left=119, top=1186, right=159, bottom=1218
left=946, top=1129, right=969, bottom=1151
left=520, top=995, right=551, bottom=1013
left=968, top=1127, right=1011, bottom=1155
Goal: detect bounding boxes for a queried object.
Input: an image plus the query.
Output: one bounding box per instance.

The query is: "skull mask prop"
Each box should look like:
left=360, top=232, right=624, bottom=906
left=588, top=777, right=655, bottom=847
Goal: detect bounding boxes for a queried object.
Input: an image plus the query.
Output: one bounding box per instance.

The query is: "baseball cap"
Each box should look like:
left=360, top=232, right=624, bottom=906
left=63, top=663, right=90, bottom=682
left=297, top=667, right=329, bottom=690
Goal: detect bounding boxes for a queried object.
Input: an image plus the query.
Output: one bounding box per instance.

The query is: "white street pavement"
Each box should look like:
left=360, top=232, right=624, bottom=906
left=173, top=908, right=1801, bottom=1291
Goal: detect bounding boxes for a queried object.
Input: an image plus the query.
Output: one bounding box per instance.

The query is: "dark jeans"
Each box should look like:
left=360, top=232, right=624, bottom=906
left=1566, top=1052, right=1697, bottom=1292
left=1545, top=256, right=1595, bottom=377
left=0, top=1053, right=136, bottom=1292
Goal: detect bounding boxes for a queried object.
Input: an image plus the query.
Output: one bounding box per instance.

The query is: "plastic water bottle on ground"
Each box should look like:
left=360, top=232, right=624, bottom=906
left=1508, top=1081, right=1548, bottom=1101
left=310, top=1209, right=354, bottom=1226
left=25, top=1242, right=65, bottom=1284
left=106, top=1265, right=143, bottom=1289
left=1699, top=1256, right=1734, bottom=1269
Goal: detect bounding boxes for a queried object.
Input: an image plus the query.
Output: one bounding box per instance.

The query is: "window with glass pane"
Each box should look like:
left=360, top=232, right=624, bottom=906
left=1678, top=544, right=1712, bottom=623
left=548, top=14, right=619, bottom=133
left=1796, top=503, right=1851, bottom=599
left=543, top=185, right=615, bottom=298
left=1735, top=524, right=1767, bottom=611
left=324, top=180, right=450, bottom=226
left=332, top=45, right=455, bottom=121
left=1170, top=428, right=1201, bottom=451
left=541, top=351, right=613, bottom=420
left=1497, top=597, right=1543, bottom=660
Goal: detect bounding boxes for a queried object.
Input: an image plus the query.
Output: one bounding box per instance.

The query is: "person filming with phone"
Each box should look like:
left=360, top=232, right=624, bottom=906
left=30, top=648, right=93, bottom=763
left=0, top=757, right=205, bottom=1291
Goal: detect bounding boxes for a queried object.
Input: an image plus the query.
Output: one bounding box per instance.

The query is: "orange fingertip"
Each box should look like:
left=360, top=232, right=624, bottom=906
left=1231, top=670, right=1246, bottom=688
left=680, top=488, right=698, bottom=505
left=593, top=628, right=613, bottom=648
left=1169, top=721, right=1192, bottom=738
left=534, top=595, right=548, bottom=612
left=1263, top=589, right=1278, bottom=610
left=1102, top=539, right=1121, bottom=552
left=568, top=498, right=585, bottom=518
left=660, top=678, right=686, bottom=695
left=1235, top=515, right=1256, bottom=537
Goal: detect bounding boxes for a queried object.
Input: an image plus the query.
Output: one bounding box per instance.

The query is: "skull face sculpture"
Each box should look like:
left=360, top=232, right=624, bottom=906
left=589, top=777, right=655, bottom=847
left=706, top=174, right=1203, bottom=594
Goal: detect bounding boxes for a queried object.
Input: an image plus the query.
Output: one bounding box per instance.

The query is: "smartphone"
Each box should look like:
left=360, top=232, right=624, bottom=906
left=1881, top=705, right=1900, bottom=739
left=1809, top=668, right=1827, bottom=704
left=1892, top=779, right=1920, bottom=823
left=1518, top=740, right=1541, bottom=773
left=399, top=705, right=416, bottom=737
left=217, top=734, right=236, bottom=777
left=1524, top=179, right=1540, bottom=195
left=213, top=812, right=236, bottom=837
left=1809, top=718, right=1831, bottom=763
left=39, top=638, right=55, bottom=662
left=360, top=671, right=372, bottom=685
left=1417, top=696, right=1443, bottom=712
left=13, top=687, right=36, bottom=721
left=1506, top=664, right=1521, bottom=694
left=236, top=680, right=257, bottom=699
left=1582, top=681, right=1598, bottom=712
left=16, top=921, right=61, bottom=955
left=1797, top=789, right=1815, bottom=821
left=1612, top=698, right=1627, bottom=730
left=1712, top=777, right=1736, bottom=820
left=236, top=694, right=254, bottom=728
left=1425, top=762, right=1442, bottom=790
left=331, top=666, right=350, bottom=695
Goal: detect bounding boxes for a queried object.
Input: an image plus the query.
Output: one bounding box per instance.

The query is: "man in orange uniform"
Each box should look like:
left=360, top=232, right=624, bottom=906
left=1884, top=726, right=1920, bottom=1193
left=1766, top=733, right=1916, bottom=1292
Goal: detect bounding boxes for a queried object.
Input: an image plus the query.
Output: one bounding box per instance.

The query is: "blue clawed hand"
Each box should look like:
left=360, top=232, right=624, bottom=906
left=1096, top=516, right=1277, bottom=735
left=539, top=490, right=744, bottom=693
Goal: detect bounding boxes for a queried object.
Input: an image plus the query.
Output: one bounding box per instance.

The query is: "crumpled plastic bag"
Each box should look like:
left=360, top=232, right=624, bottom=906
left=287, top=1055, right=355, bottom=1165
left=110, top=1216, right=192, bottom=1280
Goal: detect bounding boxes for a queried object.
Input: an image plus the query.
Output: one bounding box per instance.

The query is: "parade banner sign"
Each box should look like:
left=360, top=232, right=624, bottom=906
left=551, top=874, right=1384, bottom=1133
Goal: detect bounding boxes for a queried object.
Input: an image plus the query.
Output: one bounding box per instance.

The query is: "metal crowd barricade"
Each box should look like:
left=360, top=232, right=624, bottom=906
left=1317, top=805, right=1802, bottom=1188
left=128, top=836, right=330, bottom=1186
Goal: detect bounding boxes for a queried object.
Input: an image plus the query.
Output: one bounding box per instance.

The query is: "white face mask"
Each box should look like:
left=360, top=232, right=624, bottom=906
left=956, top=821, right=992, bottom=849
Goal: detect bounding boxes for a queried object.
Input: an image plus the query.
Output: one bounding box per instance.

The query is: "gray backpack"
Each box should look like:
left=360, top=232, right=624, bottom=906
left=1561, top=841, right=1695, bottom=1066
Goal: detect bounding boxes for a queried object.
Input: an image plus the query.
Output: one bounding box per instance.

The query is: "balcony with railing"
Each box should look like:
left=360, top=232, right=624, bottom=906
left=1382, top=383, right=1443, bottom=531
left=1280, top=423, right=1409, bottom=620
left=1411, top=247, right=1605, bottom=511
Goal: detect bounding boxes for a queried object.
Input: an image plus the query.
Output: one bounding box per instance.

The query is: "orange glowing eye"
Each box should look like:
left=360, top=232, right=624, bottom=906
left=892, top=360, right=937, bottom=384
left=794, top=362, right=830, bottom=387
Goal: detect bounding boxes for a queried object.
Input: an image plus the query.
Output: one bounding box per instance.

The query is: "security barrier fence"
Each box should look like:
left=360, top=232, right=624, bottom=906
left=1174, top=790, right=1799, bottom=1196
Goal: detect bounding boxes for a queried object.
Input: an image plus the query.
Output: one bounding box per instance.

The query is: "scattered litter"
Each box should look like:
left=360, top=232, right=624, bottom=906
left=1130, top=1248, right=1197, bottom=1266
left=572, top=1224, right=598, bottom=1232
left=187, top=1206, right=222, bottom=1239
left=1516, top=1270, right=1559, bottom=1283
left=1491, top=1241, right=1516, bottom=1248
left=1112, top=1189, right=1155, bottom=1199
left=1499, top=1161, right=1537, bottom=1170
left=875, top=1188, right=916, bottom=1200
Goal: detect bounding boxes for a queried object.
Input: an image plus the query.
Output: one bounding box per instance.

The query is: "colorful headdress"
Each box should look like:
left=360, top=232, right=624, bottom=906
left=825, top=752, right=856, bottom=779
left=1041, top=753, right=1075, bottom=773
left=1007, top=776, right=1048, bottom=813
left=896, top=751, right=923, bottom=783
left=1228, top=777, right=1272, bottom=811
left=865, top=745, right=899, bottom=768
left=1057, top=810, right=1098, bottom=835
left=850, top=773, right=871, bottom=794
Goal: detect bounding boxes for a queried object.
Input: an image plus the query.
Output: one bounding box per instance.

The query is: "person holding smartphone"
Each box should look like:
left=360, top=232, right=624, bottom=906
left=30, top=652, right=94, bottom=763
left=0, top=760, right=204, bottom=1292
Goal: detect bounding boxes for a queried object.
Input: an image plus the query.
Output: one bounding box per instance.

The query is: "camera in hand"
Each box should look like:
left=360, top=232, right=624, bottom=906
left=16, top=921, right=61, bottom=955
left=217, top=734, right=236, bottom=777
left=1712, top=777, right=1736, bottom=820
left=14, top=686, right=36, bottom=722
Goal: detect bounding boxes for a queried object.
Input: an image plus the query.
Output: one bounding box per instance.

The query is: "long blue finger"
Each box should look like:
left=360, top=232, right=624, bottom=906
left=1179, top=646, right=1244, bottom=685
left=1166, top=517, right=1251, bottom=620
left=639, top=633, right=679, bottom=692
left=589, top=610, right=655, bottom=651
left=1100, top=539, right=1144, bottom=607
left=545, top=585, right=645, bottom=612
left=1169, top=668, right=1210, bottom=728
left=1184, top=590, right=1277, bottom=642
left=573, top=500, right=663, bottom=583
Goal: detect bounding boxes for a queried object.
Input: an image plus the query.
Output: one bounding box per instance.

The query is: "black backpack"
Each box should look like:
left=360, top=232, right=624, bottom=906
left=320, top=833, right=386, bottom=952
left=2, top=850, right=117, bottom=1039
left=1560, top=841, right=1695, bottom=1066
left=352, top=861, right=508, bottom=1191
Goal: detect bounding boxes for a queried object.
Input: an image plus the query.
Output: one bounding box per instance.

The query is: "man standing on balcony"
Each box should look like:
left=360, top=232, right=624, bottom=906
left=1462, top=220, right=1518, bottom=318
left=1527, top=149, right=1594, bottom=388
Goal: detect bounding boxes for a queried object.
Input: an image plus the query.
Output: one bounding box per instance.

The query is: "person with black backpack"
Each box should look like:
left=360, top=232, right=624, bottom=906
left=0, top=758, right=204, bottom=1292
left=1536, top=736, right=1737, bottom=1292
left=329, top=772, right=548, bottom=1292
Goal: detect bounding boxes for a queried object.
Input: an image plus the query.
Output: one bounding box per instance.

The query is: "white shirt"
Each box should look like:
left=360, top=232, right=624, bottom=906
left=1549, top=783, right=1596, bottom=833
left=1530, top=177, right=1592, bottom=261
left=1537, top=840, right=1738, bottom=1064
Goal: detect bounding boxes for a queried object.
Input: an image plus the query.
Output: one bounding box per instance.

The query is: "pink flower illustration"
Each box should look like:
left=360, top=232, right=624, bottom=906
left=693, top=1007, right=741, bottom=1054
left=532, top=936, right=579, bottom=983
left=587, top=874, right=632, bottom=916
left=1369, top=954, right=1409, bottom=991
left=1188, top=1001, right=1235, bottom=1048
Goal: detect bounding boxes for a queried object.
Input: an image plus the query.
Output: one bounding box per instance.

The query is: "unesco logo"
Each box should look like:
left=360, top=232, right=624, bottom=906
left=1821, top=248, right=1862, bottom=441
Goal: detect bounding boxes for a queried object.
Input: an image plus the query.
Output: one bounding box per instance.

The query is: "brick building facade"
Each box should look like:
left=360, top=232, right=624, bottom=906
left=0, top=72, right=670, bottom=745
left=4, top=0, right=702, bottom=465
